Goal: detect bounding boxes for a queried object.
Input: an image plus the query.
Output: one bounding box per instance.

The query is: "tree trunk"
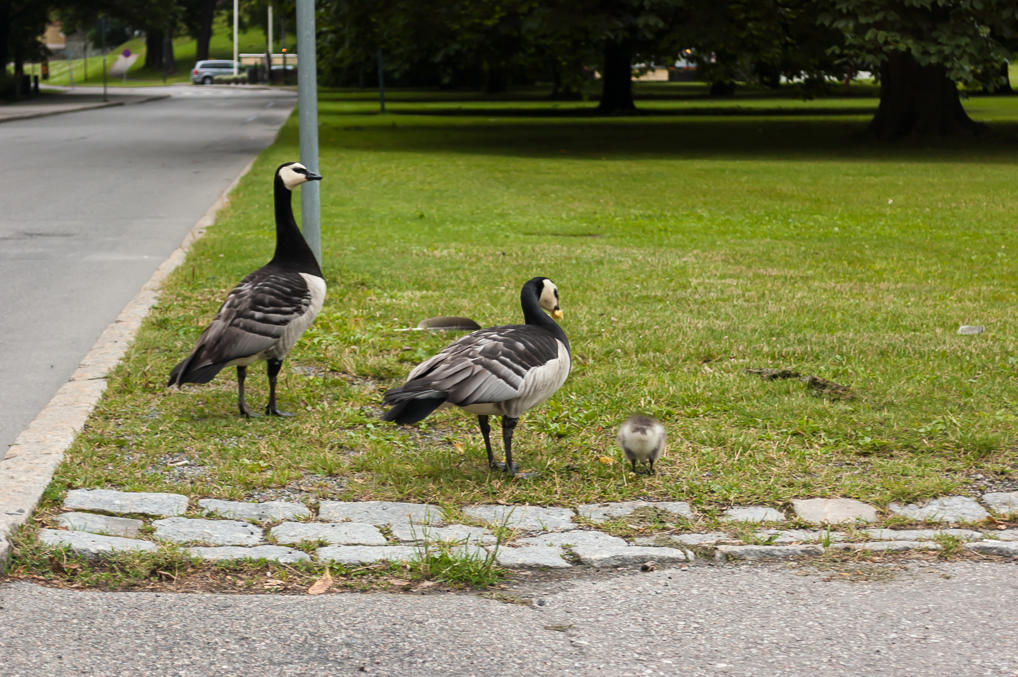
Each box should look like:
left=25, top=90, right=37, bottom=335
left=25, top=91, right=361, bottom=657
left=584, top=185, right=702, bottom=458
left=194, top=0, right=216, bottom=62
left=483, top=61, right=507, bottom=94
left=870, top=51, right=986, bottom=137
left=145, top=30, right=164, bottom=70
left=597, top=41, right=635, bottom=114
left=0, top=3, right=10, bottom=79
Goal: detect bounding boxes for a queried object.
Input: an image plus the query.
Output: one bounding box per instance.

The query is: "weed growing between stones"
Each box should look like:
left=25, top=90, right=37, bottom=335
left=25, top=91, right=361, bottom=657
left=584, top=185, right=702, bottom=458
left=404, top=521, right=507, bottom=588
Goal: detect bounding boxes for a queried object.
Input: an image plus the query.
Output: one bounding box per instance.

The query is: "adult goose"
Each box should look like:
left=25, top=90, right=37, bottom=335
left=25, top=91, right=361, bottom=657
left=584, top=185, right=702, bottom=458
left=617, top=415, right=666, bottom=474
left=167, top=162, right=326, bottom=417
left=382, top=277, right=570, bottom=477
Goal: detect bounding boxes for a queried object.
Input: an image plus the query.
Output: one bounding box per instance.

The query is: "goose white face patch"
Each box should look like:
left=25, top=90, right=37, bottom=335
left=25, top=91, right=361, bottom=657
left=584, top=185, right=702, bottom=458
left=538, top=279, right=560, bottom=316
left=280, top=163, right=312, bottom=190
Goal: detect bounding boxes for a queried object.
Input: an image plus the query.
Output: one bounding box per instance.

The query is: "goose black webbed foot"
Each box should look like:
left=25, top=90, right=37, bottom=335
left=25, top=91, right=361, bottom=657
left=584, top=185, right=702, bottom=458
left=266, top=405, right=294, bottom=417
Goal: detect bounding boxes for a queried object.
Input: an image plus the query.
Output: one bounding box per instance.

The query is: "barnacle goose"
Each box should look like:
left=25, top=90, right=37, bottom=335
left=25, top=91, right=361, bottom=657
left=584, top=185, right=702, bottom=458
left=617, top=415, right=666, bottom=474
left=167, top=162, right=326, bottom=417
left=382, top=277, right=570, bottom=476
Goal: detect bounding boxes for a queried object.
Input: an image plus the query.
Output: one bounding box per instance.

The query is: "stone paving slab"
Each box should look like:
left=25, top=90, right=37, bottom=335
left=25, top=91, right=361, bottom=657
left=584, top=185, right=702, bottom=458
left=755, top=529, right=846, bottom=544
left=633, top=532, right=737, bottom=548
left=995, top=529, right=1018, bottom=541
left=54, top=512, right=143, bottom=538
left=39, top=529, right=157, bottom=558
left=888, top=496, right=990, bottom=523
left=198, top=499, right=311, bottom=523
left=187, top=545, right=311, bottom=564
left=152, top=517, right=262, bottom=546
left=722, top=506, right=785, bottom=523
left=862, top=528, right=985, bottom=542
left=270, top=521, right=386, bottom=546
left=318, top=501, right=443, bottom=526
left=317, top=545, right=418, bottom=565
left=577, top=501, right=694, bottom=523
left=830, top=541, right=942, bottom=553
left=791, top=498, right=878, bottom=524
left=516, top=530, right=690, bottom=567
left=715, top=544, right=824, bottom=561
left=463, top=505, right=575, bottom=532
left=982, top=491, right=1018, bottom=517
left=64, top=489, right=188, bottom=517
left=493, top=544, right=571, bottom=568
left=965, top=540, right=1018, bottom=557
left=390, top=523, right=495, bottom=545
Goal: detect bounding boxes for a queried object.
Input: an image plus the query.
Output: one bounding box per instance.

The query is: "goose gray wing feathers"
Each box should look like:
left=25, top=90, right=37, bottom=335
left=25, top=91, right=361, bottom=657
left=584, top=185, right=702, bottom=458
left=170, top=268, right=315, bottom=383
left=405, top=324, right=564, bottom=406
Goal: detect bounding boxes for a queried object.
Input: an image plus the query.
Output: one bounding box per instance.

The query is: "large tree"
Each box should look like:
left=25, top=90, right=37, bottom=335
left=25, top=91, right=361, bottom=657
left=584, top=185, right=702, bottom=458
left=820, top=0, right=1018, bottom=136
left=1, top=0, right=52, bottom=96
left=180, top=0, right=220, bottom=62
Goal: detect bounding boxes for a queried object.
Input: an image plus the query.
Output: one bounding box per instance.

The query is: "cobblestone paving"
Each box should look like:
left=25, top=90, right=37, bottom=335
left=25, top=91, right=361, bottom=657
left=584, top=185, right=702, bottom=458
left=33, top=489, right=1018, bottom=567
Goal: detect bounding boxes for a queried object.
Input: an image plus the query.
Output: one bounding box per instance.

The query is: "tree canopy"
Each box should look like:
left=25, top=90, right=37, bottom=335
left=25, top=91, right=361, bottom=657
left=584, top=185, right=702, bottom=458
left=316, top=0, right=1017, bottom=135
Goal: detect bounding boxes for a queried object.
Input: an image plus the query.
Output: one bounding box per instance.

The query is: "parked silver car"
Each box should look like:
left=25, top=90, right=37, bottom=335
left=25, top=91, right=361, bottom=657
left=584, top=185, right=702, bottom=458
left=190, top=60, right=242, bottom=85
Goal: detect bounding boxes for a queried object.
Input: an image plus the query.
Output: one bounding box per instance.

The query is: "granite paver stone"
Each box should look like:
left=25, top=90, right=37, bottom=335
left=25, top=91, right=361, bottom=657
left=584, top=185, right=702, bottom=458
left=722, top=506, right=785, bottom=523
left=982, top=491, right=1018, bottom=517
left=152, top=517, right=262, bottom=546
left=888, top=496, right=990, bottom=523
left=463, top=505, right=575, bottom=532
left=791, top=498, right=878, bottom=524
left=39, top=529, right=157, bottom=558
left=318, top=501, right=444, bottom=526
left=316, top=545, right=418, bottom=565
left=64, top=489, right=187, bottom=517
left=54, top=512, right=143, bottom=538
left=270, top=521, right=386, bottom=546
left=198, top=499, right=311, bottom=523
left=188, top=545, right=311, bottom=564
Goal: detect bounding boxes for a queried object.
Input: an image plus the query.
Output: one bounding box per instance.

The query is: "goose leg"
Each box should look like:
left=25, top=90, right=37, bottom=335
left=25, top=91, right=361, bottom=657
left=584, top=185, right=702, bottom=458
left=237, top=366, right=260, bottom=418
left=477, top=416, right=499, bottom=468
left=265, top=358, right=292, bottom=417
left=501, top=416, right=518, bottom=474
left=501, top=416, right=538, bottom=478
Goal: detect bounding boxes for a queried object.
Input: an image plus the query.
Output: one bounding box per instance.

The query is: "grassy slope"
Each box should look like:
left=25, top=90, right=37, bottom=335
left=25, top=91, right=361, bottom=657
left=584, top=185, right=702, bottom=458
left=37, top=20, right=290, bottom=87
left=49, top=85, right=1018, bottom=516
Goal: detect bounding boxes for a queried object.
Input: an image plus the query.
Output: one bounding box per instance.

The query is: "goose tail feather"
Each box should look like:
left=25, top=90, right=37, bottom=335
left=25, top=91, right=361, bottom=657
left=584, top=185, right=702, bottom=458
left=381, top=387, right=447, bottom=424
left=167, top=355, right=226, bottom=387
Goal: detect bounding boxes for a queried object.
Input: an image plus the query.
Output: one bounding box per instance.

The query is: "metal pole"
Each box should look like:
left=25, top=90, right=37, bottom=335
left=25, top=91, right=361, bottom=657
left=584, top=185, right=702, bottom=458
left=267, top=4, right=274, bottom=82
left=100, top=17, right=108, bottom=102
left=233, top=0, right=239, bottom=75
left=377, top=48, right=385, bottom=113
left=296, top=0, right=321, bottom=264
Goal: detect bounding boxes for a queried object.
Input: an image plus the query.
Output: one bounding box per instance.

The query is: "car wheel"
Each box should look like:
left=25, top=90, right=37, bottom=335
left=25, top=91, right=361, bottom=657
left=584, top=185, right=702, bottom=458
left=202, top=76, right=213, bottom=85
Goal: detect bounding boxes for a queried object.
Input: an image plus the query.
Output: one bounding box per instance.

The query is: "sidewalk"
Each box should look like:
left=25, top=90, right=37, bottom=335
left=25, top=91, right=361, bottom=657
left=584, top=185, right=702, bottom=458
left=0, top=87, right=169, bottom=123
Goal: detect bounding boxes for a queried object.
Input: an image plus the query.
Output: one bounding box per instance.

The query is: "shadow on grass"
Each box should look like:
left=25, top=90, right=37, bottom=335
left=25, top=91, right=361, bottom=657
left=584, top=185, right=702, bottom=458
left=315, top=115, right=1018, bottom=164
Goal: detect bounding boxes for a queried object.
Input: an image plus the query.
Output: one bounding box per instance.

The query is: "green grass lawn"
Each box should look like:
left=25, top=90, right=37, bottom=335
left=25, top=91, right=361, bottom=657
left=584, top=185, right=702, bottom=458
left=44, top=86, right=1018, bottom=519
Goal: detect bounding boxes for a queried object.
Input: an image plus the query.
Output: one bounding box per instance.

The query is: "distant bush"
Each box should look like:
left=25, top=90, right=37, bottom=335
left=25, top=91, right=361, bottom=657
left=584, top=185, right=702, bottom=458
left=212, top=74, right=247, bottom=85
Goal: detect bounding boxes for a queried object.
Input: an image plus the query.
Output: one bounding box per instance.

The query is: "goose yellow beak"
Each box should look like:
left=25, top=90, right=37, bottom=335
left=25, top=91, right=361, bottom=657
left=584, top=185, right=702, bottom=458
left=552, top=309, right=564, bottom=320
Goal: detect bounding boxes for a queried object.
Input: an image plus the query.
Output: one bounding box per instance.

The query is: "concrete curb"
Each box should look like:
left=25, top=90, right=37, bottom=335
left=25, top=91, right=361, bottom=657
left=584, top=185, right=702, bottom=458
left=0, top=94, right=170, bottom=124
left=0, top=154, right=259, bottom=572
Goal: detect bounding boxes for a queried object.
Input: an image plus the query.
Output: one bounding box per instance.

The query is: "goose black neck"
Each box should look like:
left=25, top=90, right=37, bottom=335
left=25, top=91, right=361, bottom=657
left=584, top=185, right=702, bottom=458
left=272, top=176, right=323, bottom=277
left=521, top=283, right=570, bottom=352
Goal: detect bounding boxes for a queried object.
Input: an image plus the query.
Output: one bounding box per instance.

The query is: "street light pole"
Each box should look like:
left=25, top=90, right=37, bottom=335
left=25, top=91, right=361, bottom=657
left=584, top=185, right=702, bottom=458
left=296, top=0, right=321, bottom=264
left=233, top=0, right=239, bottom=75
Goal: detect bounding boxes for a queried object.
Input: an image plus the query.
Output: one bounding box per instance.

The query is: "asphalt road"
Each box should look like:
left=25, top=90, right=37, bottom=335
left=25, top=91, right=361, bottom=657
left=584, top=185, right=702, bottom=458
left=0, top=85, right=295, bottom=454
left=2, top=560, right=1017, bottom=675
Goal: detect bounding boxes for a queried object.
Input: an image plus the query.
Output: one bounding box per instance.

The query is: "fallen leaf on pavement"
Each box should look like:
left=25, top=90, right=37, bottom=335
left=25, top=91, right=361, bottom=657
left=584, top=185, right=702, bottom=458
left=308, top=568, right=333, bottom=595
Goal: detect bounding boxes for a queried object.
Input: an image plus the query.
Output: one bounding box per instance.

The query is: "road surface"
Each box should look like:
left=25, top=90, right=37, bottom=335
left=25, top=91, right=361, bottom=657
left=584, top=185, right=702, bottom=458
left=2, top=560, right=1017, bottom=675
left=0, top=85, right=295, bottom=454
